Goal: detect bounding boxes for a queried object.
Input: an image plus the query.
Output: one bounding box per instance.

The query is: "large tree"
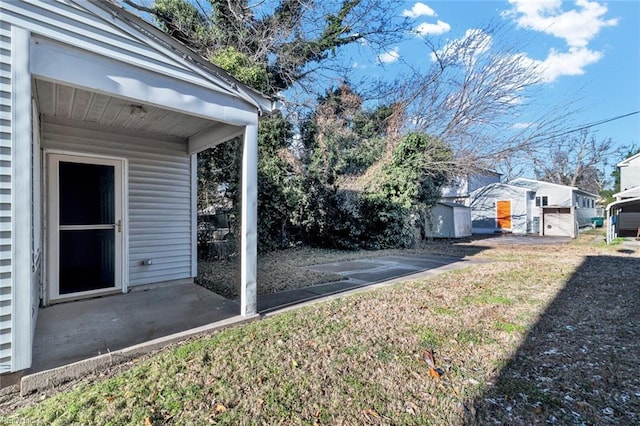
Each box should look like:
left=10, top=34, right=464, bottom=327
left=124, top=0, right=410, bottom=96
left=532, top=129, right=623, bottom=194
left=125, top=0, right=414, bottom=251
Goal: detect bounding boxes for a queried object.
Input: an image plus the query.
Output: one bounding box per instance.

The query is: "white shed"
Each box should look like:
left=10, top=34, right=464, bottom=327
left=0, top=0, right=275, bottom=378
left=470, top=183, right=534, bottom=234
left=425, top=202, right=472, bottom=238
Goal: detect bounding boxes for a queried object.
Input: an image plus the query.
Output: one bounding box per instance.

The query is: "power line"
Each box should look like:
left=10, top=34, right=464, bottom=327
left=533, top=110, right=640, bottom=143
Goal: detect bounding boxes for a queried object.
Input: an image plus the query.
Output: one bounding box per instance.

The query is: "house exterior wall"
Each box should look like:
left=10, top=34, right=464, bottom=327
left=41, top=119, right=196, bottom=288
left=468, top=173, right=501, bottom=193
left=441, top=176, right=469, bottom=200
left=2, top=0, right=266, bottom=375
left=441, top=172, right=501, bottom=205
left=470, top=184, right=530, bottom=234
left=619, top=155, right=640, bottom=191
left=573, top=192, right=597, bottom=227
left=0, top=20, right=14, bottom=374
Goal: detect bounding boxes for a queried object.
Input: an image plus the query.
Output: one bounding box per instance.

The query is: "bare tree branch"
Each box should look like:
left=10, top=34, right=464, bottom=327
left=531, top=129, right=625, bottom=194
left=381, top=22, right=578, bottom=178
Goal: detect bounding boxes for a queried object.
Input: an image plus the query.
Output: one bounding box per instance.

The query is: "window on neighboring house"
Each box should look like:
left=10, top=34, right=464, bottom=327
left=535, top=196, right=548, bottom=207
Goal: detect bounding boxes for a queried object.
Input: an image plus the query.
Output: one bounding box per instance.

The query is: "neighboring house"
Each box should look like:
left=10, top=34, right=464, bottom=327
left=470, top=178, right=597, bottom=237
left=617, top=152, right=640, bottom=192
left=607, top=153, right=640, bottom=242
left=440, top=170, right=501, bottom=205
left=509, top=178, right=598, bottom=230
left=424, top=202, right=472, bottom=239
left=0, top=1, right=275, bottom=379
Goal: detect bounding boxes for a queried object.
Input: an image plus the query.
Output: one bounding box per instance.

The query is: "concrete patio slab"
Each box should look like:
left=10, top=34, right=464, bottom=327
left=346, top=266, right=418, bottom=283
left=258, top=253, right=481, bottom=313
left=28, top=284, right=239, bottom=374
left=304, top=254, right=474, bottom=287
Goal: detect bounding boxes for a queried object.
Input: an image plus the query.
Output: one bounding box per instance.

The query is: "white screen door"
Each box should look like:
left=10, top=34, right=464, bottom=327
left=48, top=154, right=124, bottom=301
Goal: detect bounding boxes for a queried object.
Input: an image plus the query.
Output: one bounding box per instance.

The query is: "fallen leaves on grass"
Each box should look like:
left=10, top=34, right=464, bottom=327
left=423, top=349, right=445, bottom=379
left=213, top=402, right=227, bottom=414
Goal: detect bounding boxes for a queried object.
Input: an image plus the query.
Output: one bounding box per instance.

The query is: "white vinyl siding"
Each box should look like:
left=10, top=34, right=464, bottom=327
left=0, top=20, right=13, bottom=374
left=620, top=155, right=640, bottom=191
left=42, top=119, right=195, bottom=287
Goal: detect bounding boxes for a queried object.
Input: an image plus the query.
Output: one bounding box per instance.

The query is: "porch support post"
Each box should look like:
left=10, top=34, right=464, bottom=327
left=240, top=124, right=258, bottom=316
left=11, top=27, right=33, bottom=371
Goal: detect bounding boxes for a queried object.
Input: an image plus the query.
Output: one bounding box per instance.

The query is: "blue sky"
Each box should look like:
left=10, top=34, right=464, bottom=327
left=347, top=0, right=640, bottom=157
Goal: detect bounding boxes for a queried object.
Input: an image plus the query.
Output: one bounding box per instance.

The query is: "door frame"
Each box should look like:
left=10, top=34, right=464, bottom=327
left=45, top=151, right=128, bottom=304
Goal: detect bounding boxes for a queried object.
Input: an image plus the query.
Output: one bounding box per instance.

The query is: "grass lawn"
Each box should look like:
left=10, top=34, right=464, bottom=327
left=3, top=231, right=639, bottom=424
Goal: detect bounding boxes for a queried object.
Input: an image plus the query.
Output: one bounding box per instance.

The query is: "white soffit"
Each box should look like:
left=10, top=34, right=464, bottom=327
left=34, top=79, right=218, bottom=139
left=30, top=36, right=259, bottom=127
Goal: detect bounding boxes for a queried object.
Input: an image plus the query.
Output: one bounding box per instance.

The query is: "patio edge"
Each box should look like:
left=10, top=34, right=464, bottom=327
left=20, top=314, right=259, bottom=396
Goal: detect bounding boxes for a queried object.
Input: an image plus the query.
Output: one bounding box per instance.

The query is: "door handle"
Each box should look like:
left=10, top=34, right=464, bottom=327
left=116, top=220, right=122, bottom=233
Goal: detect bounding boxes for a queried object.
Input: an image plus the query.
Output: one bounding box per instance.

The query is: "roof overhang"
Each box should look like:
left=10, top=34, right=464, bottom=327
left=31, top=36, right=259, bottom=126
left=613, top=186, right=640, bottom=200
left=606, top=196, right=640, bottom=213
left=616, top=152, right=640, bottom=167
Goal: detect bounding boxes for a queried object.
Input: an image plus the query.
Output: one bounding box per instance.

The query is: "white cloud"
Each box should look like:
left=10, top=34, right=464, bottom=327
left=512, top=122, right=533, bottom=129
left=430, top=29, right=492, bottom=65
left=415, top=20, right=451, bottom=36
left=538, top=47, right=603, bottom=82
left=506, top=0, right=618, bottom=48
left=402, top=2, right=437, bottom=18
left=504, top=0, right=617, bottom=82
left=378, top=47, right=400, bottom=64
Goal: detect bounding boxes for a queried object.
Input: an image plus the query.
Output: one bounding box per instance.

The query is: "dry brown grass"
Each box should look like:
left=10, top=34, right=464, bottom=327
left=5, top=231, right=639, bottom=425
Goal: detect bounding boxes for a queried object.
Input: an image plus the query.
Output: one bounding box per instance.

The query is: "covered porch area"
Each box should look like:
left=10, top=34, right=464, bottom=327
left=7, top=5, right=272, bottom=379
left=28, top=283, right=239, bottom=374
